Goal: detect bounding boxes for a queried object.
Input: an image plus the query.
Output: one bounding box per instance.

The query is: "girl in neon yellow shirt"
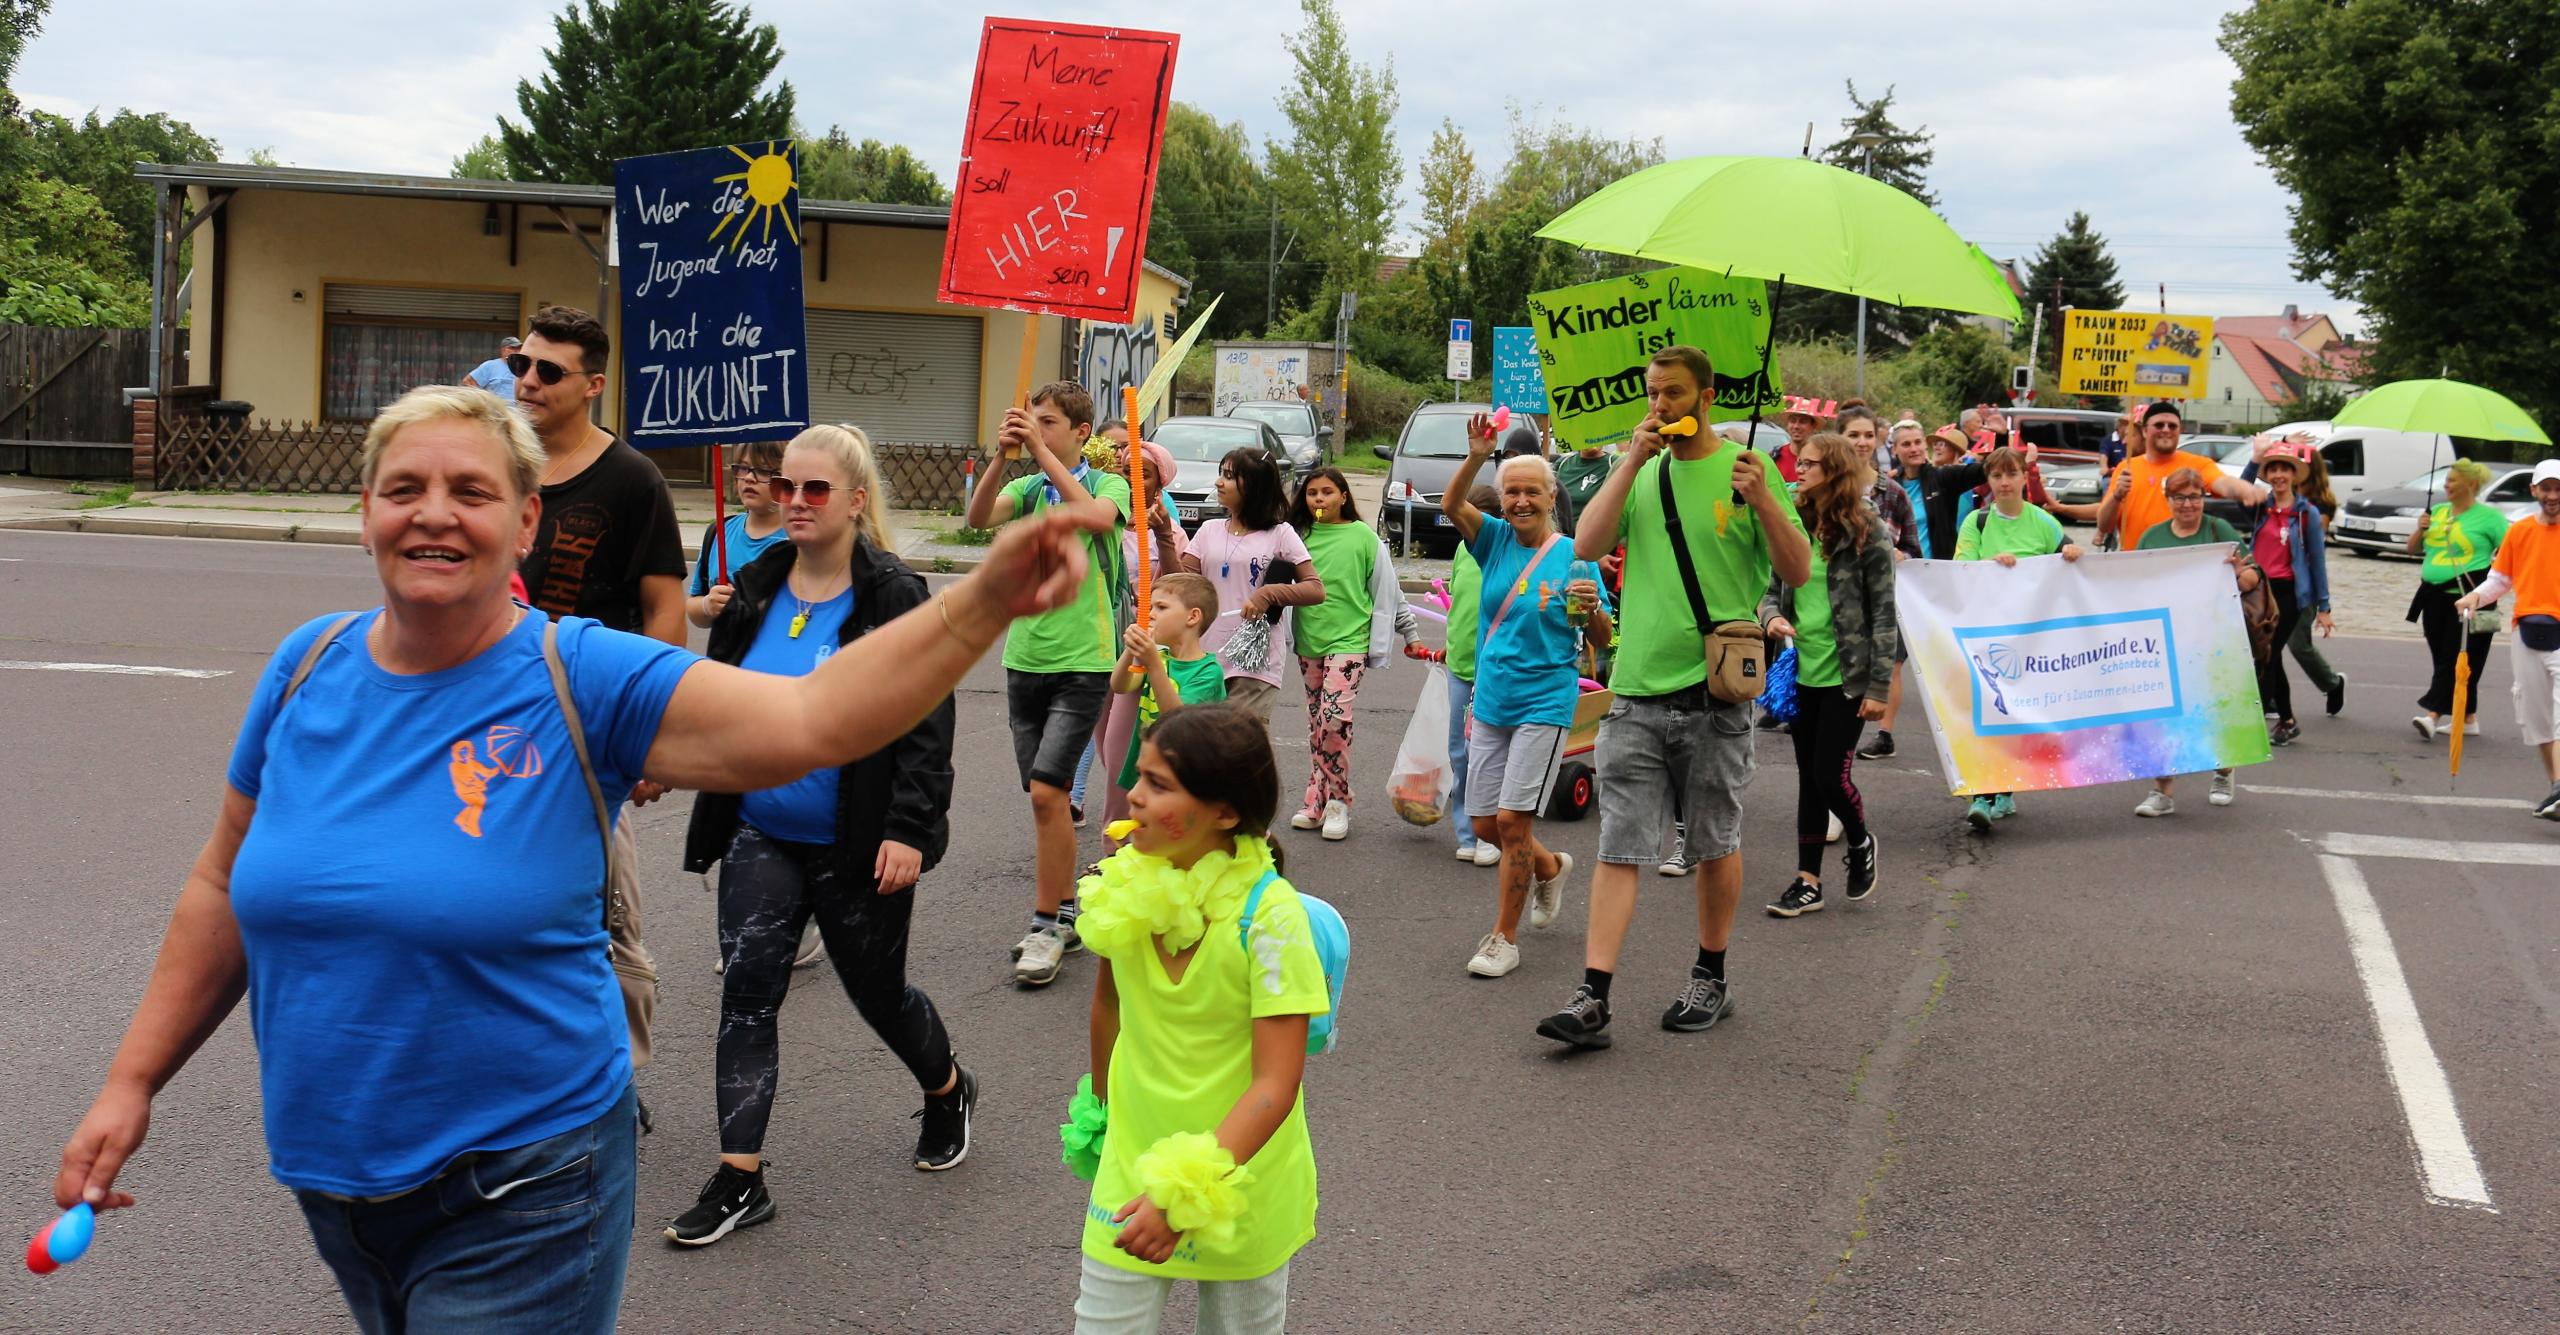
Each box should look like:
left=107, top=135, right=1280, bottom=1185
left=1066, top=705, right=1330, bottom=1331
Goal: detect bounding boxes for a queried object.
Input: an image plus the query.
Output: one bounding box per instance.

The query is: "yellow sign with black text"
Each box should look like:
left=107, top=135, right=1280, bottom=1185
left=2059, top=311, right=2213, bottom=399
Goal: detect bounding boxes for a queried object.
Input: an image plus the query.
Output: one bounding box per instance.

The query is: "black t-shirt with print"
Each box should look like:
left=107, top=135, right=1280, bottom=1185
left=522, top=435, right=686, bottom=634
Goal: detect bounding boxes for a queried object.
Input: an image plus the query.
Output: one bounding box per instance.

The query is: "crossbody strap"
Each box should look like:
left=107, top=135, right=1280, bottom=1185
left=1656, top=454, right=1715, bottom=632
left=1481, top=532, right=1564, bottom=643
left=538, top=619, right=619, bottom=935
left=279, top=612, right=365, bottom=704
left=1235, top=869, right=1282, bottom=947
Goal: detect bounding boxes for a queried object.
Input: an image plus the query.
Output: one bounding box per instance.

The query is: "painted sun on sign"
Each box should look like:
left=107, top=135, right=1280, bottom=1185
left=710, top=142, right=800, bottom=252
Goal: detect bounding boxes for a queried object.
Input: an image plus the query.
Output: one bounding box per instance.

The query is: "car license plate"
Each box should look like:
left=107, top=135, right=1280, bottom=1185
left=2338, top=519, right=2373, bottom=533
left=1434, top=514, right=1452, bottom=527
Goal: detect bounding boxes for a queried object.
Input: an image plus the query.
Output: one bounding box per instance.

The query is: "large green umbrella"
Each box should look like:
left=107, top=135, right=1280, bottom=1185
left=1536, top=155, right=2022, bottom=441
left=2330, top=377, right=2550, bottom=445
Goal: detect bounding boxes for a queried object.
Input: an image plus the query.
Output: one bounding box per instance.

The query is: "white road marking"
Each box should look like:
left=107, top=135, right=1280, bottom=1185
left=2314, top=832, right=2560, bottom=868
left=2251, top=784, right=2525, bottom=811
left=0, top=660, right=231, bottom=680
left=2317, top=853, right=2496, bottom=1211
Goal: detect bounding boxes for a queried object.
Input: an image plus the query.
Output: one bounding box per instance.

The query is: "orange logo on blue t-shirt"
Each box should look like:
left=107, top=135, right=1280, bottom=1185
left=447, top=724, right=544, bottom=837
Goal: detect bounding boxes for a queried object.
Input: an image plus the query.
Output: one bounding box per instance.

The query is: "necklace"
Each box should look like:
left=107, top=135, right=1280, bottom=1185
left=786, top=569, right=849, bottom=639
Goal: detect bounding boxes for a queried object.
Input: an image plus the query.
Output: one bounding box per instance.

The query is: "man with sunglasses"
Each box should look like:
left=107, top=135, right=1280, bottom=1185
left=963, top=380, right=1130, bottom=986
left=2097, top=402, right=2266, bottom=551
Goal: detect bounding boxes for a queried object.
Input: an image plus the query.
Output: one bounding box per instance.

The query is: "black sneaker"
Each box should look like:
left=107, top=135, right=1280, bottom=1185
left=2535, top=781, right=2560, bottom=821
left=2326, top=675, right=2347, bottom=717
left=1843, top=834, right=1878, bottom=902
left=1535, top=984, right=1613, bottom=1049
left=664, top=1162, right=775, bottom=1247
left=1056, top=901, right=1087, bottom=955
left=1661, top=971, right=1736, bottom=1032
left=1856, top=729, right=1895, bottom=760
left=1767, top=879, right=1824, bottom=918
left=913, top=1066, right=977, bottom=1171
left=2270, top=719, right=2301, bottom=747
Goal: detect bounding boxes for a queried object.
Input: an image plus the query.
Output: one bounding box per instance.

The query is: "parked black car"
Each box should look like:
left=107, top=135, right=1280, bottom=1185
left=1375, top=403, right=1483, bottom=558
left=1151, top=415, right=1294, bottom=533
left=1226, top=399, right=1326, bottom=474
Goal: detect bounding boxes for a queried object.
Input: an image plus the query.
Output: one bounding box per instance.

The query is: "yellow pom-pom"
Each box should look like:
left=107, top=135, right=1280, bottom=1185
left=1134, top=1132, right=1252, bottom=1247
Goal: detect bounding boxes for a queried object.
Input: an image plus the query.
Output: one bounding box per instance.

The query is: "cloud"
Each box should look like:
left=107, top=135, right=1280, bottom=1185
left=11, top=0, right=2349, bottom=327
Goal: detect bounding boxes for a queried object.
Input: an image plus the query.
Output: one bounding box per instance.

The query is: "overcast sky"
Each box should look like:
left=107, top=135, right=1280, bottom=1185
left=16, top=0, right=2348, bottom=330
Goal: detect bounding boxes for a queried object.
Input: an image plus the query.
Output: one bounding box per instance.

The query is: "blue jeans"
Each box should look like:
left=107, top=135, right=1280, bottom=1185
left=1447, top=670, right=1478, bottom=849
left=294, top=1081, right=638, bottom=1335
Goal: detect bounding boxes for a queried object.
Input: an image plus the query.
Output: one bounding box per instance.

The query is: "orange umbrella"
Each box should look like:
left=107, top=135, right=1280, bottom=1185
left=2448, top=645, right=2470, bottom=786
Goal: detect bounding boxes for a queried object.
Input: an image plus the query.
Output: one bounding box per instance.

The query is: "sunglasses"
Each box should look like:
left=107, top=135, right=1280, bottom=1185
left=728, top=463, right=774, bottom=481
left=504, top=352, right=589, bottom=385
left=2145, top=421, right=2182, bottom=431
left=769, top=476, right=838, bottom=504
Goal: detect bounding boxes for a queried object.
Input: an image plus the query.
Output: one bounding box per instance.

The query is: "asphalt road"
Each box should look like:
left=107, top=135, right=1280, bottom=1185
left=3, top=529, right=2555, bottom=1333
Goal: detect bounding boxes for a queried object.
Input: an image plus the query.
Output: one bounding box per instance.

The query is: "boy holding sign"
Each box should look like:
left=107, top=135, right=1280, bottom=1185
left=965, top=382, right=1132, bottom=986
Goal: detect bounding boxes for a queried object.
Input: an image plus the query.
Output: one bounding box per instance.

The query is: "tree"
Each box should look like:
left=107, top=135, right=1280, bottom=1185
left=1266, top=0, right=1400, bottom=305
left=793, top=127, right=947, bottom=205
left=452, top=133, right=510, bottom=180
left=2223, top=1, right=2560, bottom=423
left=1146, top=103, right=1275, bottom=340
left=497, top=0, right=794, bottom=186
left=1781, top=82, right=1940, bottom=347
left=0, top=172, right=149, bottom=325
left=23, top=108, right=219, bottom=274
left=1415, top=117, right=1479, bottom=257
left=1899, top=322, right=2019, bottom=410
left=2022, top=211, right=2126, bottom=378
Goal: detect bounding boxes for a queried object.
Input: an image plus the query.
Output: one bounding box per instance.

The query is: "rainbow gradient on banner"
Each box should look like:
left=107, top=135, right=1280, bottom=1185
left=1897, top=545, right=2273, bottom=797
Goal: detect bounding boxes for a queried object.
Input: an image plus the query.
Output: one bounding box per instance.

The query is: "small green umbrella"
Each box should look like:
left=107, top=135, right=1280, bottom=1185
left=2330, top=378, right=2550, bottom=445
left=1536, top=155, right=2022, bottom=441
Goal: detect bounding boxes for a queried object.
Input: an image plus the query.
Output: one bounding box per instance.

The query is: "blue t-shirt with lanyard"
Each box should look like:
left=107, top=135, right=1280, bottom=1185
left=738, top=587, right=853, bottom=842
left=689, top=515, right=791, bottom=594
left=1466, top=523, right=1607, bottom=727
left=225, top=609, right=694, bottom=1196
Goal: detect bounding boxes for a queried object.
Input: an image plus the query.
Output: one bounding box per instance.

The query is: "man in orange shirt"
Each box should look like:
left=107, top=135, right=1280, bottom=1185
left=2456, top=458, right=2560, bottom=818
left=2097, top=403, right=2266, bottom=550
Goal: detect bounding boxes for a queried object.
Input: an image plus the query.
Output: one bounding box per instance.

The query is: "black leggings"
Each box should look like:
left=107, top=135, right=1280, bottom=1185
left=716, top=824, right=953, bottom=1157
left=2259, top=577, right=2302, bottom=722
left=1792, top=689, right=1870, bottom=878
left=2415, top=578, right=2494, bottom=716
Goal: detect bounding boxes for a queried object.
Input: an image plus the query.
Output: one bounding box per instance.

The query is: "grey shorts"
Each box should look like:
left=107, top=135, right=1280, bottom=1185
left=1006, top=670, right=1111, bottom=791
left=1465, top=721, right=1567, bottom=817
left=1595, top=685, right=1756, bottom=864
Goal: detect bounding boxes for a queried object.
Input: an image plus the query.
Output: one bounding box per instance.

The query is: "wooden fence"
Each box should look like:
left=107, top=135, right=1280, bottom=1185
left=1, top=325, right=154, bottom=444
left=155, top=414, right=369, bottom=493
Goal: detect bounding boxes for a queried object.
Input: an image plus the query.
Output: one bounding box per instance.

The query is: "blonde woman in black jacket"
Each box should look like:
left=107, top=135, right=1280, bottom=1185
left=671, top=424, right=970, bottom=1247
left=1758, top=432, right=1899, bottom=920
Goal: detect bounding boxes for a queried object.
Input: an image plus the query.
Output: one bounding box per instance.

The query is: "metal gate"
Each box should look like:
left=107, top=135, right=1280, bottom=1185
left=803, top=309, right=984, bottom=447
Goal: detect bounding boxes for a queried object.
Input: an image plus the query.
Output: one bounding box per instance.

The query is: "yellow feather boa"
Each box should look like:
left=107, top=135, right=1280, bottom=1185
left=1134, top=1131, right=1252, bottom=1246
left=1073, top=834, right=1275, bottom=960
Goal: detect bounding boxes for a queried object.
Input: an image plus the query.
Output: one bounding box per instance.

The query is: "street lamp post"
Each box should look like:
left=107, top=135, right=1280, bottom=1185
left=1849, top=131, right=1887, bottom=398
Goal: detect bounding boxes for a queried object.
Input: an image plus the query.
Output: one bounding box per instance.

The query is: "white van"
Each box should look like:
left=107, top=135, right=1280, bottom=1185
left=2266, top=420, right=2456, bottom=500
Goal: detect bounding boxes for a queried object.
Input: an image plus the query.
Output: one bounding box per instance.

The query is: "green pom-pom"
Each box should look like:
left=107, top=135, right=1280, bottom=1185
left=1059, top=1073, right=1108, bottom=1181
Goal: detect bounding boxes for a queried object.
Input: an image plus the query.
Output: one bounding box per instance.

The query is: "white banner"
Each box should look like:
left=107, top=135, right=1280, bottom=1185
left=1895, top=545, right=2271, bottom=795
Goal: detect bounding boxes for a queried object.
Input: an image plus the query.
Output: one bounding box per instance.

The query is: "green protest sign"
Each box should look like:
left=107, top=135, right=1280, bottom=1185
left=1527, top=267, right=1781, bottom=451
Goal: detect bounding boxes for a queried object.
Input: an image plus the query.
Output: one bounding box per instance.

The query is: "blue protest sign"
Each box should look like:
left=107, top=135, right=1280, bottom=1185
left=1491, top=326, right=1547, bottom=415
left=613, top=141, right=810, bottom=447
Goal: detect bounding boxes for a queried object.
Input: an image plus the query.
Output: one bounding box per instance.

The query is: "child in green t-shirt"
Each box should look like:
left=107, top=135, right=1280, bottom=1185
left=1953, top=448, right=2084, bottom=830
left=1107, top=573, right=1228, bottom=853
left=1285, top=467, right=1422, bottom=842
left=1070, top=707, right=1329, bottom=1322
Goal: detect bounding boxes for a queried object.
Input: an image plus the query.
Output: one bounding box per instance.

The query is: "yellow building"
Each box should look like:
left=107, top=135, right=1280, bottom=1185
left=136, top=161, right=1187, bottom=487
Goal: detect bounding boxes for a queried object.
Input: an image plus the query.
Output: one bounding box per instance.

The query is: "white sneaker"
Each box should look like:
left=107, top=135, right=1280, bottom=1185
left=1290, top=808, right=1321, bottom=830
left=1454, top=844, right=1480, bottom=861
left=1826, top=810, right=1843, bottom=843
left=1320, top=800, right=1350, bottom=841
left=1465, top=931, right=1520, bottom=978
left=1529, top=852, right=1574, bottom=930
left=2135, top=790, right=2175, bottom=818
left=2209, top=771, right=2235, bottom=807
left=1472, top=842, right=1502, bottom=867
left=1011, top=927, right=1068, bottom=986
left=2464, top=718, right=2481, bottom=737
left=2412, top=715, right=2437, bottom=741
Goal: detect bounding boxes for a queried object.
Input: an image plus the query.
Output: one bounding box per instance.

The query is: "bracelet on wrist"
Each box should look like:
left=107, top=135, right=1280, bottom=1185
left=1133, top=1131, right=1252, bottom=1246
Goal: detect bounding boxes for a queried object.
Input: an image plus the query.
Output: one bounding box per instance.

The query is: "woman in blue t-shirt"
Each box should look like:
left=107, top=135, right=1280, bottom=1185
left=669, top=424, right=971, bottom=1248
left=50, top=385, right=1105, bottom=1334
left=1443, top=416, right=1611, bottom=981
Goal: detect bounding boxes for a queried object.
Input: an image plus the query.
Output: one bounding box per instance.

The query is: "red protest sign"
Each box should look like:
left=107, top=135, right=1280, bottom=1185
left=938, top=18, right=1178, bottom=324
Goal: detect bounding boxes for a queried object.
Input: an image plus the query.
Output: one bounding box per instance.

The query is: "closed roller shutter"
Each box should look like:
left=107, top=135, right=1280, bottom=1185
left=324, top=284, right=519, bottom=326
left=804, top=309, right=983, bottom=445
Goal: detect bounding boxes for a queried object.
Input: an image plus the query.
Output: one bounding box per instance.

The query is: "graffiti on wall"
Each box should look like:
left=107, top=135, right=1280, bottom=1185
left=826, top=347, right=930, bottom=403
left=1080, top=313, right=1161, bottom=426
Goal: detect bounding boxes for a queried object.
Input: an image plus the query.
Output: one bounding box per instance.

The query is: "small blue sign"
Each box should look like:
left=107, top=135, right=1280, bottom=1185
left=613, top=141, right=811, bottom=448
left=1449, top=318, right=1472, bottom=344
left=1491, top=326, right=1547, bottom=415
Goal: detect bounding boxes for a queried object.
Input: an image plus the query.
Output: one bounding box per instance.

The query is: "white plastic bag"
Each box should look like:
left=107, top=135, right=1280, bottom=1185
left=1387, top=662, right=1455, bottom=825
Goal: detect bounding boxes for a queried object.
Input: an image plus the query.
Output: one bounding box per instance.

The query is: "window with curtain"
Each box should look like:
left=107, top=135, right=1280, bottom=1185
left=321, top=285, right=521, bottom=421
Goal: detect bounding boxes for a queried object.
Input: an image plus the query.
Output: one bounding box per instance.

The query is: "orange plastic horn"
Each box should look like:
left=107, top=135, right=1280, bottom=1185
left=1659, top=416, right=1700, bottom=438
left=1125, top=386, right=1150, bottom=631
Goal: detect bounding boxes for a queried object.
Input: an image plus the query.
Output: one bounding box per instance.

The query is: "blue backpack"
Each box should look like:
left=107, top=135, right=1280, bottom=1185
left=1239, top=870, right=1350, bottom=1055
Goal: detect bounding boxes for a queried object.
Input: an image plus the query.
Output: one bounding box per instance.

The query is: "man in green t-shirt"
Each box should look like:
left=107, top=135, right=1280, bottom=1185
left=964, top=380, right=1131, bottom=986
left=1536, top=345, right=1811, bottom=1051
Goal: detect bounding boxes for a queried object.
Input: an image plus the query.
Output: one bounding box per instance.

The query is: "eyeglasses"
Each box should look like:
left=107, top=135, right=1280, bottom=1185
left=728, top=463, right=774, bottom=481
left=504, top=352, right=588, bottom=385
left=1799, top=456, right=1827, bottom=471
left=2145, top=421, right=2182, bottom=432
left=768, top=476, right=836, bottom=504
left=2165, top=493, right=2206, bottom=504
